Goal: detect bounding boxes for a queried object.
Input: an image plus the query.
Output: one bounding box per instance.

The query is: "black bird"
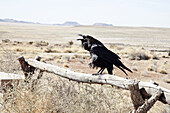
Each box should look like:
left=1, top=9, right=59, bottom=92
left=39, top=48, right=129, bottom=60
left=77, top=34, right=132, bottom=76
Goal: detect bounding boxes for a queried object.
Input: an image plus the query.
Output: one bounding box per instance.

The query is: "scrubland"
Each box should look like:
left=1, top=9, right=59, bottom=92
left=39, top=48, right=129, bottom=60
left=0, top=22, right=170, bottom=112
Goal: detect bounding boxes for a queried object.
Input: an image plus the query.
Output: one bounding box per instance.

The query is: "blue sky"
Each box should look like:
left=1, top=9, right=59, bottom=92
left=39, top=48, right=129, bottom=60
left=1, top=0, right=170, bottom=27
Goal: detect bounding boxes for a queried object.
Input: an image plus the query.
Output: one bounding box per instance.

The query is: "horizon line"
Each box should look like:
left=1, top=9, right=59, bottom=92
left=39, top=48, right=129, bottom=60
left=0, top=18, right=170, bottom=29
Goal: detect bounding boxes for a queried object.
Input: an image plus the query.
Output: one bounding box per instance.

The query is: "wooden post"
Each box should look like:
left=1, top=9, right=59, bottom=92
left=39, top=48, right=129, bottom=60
left=18, top=56, right=34, bottom=80
left=18, top=56, right=44, bottom=92
left=128, top=80, right=145, bottom=110
left=129, top=81, right=163, bottom=113
left=34, top=56, right=44, bottom=80
left=136, top=89, right=163, bottom=113
left=18, top=56, right=43, bottom=81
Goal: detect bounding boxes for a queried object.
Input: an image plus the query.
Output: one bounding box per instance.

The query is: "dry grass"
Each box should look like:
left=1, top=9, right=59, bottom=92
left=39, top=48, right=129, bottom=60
left=1, top=73, right=169, bottom=113
left=0, top=47, right=20, bottom=73
left=1, top=68, right=132, bottom=113
left=0, top=72, right=134, bottom=113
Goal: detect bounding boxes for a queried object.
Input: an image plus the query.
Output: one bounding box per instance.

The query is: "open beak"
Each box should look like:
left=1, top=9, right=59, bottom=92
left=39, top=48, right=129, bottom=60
left=78, top=34, right=86, bottom=39
left=78, top=34, right=83, bottom=37
left=77, top=38, right=83, bottom=41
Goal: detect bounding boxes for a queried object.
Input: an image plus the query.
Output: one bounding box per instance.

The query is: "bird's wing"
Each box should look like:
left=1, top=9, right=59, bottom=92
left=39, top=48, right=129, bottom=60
left=91, top=45, right=133, bottom=73
left=91, top=45, right=121, bottom=64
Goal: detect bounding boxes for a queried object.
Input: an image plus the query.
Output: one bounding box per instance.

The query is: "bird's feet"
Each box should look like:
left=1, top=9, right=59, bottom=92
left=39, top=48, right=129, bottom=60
left=88, top=63, right=92, bottom=68
left=92, top=73, right=99, bottom=75
left=92, top=73, right=103, bottom=80
left=92, top=73, right=103, bottom=76
left=88, top=63, right=96, bottom=69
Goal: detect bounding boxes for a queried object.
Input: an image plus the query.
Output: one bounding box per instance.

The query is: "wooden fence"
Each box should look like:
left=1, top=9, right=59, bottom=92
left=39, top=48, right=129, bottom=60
left=0, top=56, right=169, bottom=113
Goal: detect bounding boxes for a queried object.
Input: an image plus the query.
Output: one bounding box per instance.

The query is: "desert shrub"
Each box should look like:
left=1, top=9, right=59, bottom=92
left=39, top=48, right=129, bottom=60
left=13, top=41, right=22, bottom=44
left=44, top=48, right=57, bottom=53
left=132, top=66, right=138, bottom=71
left=2, top=39, right=10, bottom=43
left=63, top=63, right=69, bottom=68
left=152, top=55, right=159, bottom=60
left=147, top=62, right=168, bottom=74
left=15, top=48, right=23, bottom=52
left=35, top=41, right=49, bottom=47
left=147, top=64, right=157, bottom=72
left=64, top=49, right=73, bottom=53
left=163, top=75, right=170, bottom=83
left=121, top=48, right=151, bottom=60
left=129, top=51, right=150, bottom=60
left=157, top=66, right=168, bottom=74
left=68, top=40, right=73, bottom=46
left=28, top=41, right=34, bottom=45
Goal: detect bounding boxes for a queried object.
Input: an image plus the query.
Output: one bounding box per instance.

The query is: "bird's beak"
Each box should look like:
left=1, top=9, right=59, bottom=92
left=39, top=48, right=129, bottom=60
left=77, top=39, right=83, bottom=41
left=78, top=34, right=86, bottom=39
left=78, top=34, right=83, bottom=37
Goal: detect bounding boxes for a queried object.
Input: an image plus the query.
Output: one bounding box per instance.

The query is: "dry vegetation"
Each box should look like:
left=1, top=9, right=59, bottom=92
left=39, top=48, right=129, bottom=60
left=0, top=49, right=134, bottom=112
left=1, top=74, right=134, bottom=113
left=0, top=22, right=170, bottom=112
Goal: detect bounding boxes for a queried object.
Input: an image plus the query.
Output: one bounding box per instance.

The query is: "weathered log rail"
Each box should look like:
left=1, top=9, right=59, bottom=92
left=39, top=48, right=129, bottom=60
left=23, top=58, right=170, bottom=99
left=2, top=56, right=168, bottom=112
left=0, top=72, right=24, bottom=86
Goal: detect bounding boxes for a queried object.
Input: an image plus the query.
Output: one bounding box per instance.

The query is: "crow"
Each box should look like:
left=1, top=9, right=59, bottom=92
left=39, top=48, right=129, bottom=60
left=77, top=34, right=132, bottom=76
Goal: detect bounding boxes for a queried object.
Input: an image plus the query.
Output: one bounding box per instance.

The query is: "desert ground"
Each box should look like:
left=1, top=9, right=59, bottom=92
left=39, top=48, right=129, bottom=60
left=0, top=22, right=170, bottom=112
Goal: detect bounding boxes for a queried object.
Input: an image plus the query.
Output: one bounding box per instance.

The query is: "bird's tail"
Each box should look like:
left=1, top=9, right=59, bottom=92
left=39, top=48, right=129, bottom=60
left=117, top=66, right=128, bottom=76
left=116, top=62, right=132, bottom=76
left=120, top=63, right=133, bottom=73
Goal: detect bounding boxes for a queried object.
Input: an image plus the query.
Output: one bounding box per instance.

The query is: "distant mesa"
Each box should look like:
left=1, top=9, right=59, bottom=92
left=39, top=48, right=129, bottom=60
left=63, top=21, right=80, bottom=26
left=55, top=22, right=112, bottom=26
left=0, top=18, right=39, bottom=24
left=0, top=18, right=113, bottom=26
left=0, top=19, right=80, bottom=26
left=93, top=23, right=113, bottom=26
left=54, top=21, right=80, bottom=26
